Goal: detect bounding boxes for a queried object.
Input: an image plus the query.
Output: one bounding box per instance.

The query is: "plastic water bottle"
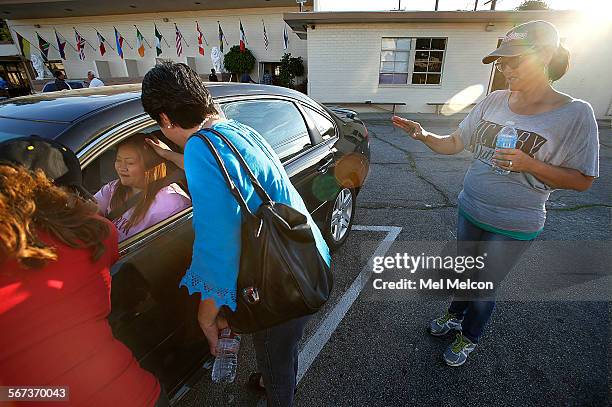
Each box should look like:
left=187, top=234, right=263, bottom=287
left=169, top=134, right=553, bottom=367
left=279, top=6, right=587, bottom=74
left=492, top=121, right=519, bottom=175
left=211, top=328, right=241, bottom=383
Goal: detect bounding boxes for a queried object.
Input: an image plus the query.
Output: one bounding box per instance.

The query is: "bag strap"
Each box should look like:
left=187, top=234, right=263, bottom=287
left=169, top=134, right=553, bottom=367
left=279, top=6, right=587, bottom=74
left=201, top=128, right=273, bottom=205
left=107, top=169, right=185, bottom=220
left=191, top=133, right=255, bottom=217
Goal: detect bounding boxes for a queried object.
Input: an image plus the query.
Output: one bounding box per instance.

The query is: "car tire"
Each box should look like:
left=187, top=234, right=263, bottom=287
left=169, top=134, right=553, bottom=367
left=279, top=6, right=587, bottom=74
left=324, top=187, right=356, bottom=250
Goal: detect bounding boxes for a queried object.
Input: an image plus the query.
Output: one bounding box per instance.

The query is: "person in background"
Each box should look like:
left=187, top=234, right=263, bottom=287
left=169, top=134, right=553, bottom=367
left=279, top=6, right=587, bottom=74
left=392, top=20, right=599, bottom=367
left=262, top=70, right=273, bottom=85
left=0, top=137, right=166, bottom=407
left=141, top=61, right=330, bottom=406
left=208, top=68, right=219, bottom=82
left=240, top=71, right=256, bottom=83
left=88, top=70, right=105, bottom=88
left=53, top=70, right=71, bottom=91
left=95, top=133, right=191, bottom=241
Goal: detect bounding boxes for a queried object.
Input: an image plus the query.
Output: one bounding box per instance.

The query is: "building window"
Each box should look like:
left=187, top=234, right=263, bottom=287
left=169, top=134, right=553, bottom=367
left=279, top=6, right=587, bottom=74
left=379, top=37, right=446, bottom=86
left=379, top=38, right=411, bottom=85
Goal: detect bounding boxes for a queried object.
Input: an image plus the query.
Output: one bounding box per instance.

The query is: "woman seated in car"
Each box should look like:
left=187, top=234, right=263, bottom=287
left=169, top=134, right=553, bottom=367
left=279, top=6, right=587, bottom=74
left=95, top=133, right=191, bottom=241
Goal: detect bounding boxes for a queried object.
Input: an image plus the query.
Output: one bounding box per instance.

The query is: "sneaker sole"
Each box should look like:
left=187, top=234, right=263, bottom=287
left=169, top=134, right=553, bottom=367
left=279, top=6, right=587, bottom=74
left=427, top=326, right=462, bottom=337
left=444, top=357, right=467, bottom=367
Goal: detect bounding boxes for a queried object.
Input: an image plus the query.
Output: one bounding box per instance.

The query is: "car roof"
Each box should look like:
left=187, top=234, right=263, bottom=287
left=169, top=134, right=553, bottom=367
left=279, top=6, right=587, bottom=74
left=0, top=83, right=315, bottom=123
left=0, top=83, right=322, bottom=151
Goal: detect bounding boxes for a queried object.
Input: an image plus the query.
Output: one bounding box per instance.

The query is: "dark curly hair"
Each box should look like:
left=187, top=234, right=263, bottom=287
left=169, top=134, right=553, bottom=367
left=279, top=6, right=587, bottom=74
left=141, top=61, right=218, bottom=129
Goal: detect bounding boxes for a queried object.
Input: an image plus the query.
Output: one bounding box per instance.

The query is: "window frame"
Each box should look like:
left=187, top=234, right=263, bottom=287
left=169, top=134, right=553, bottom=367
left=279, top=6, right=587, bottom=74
left=77, top=115, right=193, bottom=256
left=378, top=36, right=448, bottom=88
left=301, top=103, right=339, bottom=142
left=218, top=95, right=321, bottom=164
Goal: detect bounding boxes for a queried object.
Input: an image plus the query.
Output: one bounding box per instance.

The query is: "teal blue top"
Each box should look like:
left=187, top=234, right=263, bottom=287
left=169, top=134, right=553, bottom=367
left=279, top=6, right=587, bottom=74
left=458, top=207, right=542, bottom=241
left=179, top=120, right=331, bottom=311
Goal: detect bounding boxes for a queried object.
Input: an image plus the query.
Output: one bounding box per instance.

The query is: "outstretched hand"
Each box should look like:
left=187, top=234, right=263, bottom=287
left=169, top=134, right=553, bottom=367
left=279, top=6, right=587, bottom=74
left=392, top=116, right=428, bottom=141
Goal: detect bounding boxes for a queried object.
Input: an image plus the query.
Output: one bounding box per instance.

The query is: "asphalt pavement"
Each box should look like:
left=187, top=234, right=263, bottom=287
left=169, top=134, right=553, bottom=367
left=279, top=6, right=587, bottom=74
left=177, top=113, right=611, bottom=407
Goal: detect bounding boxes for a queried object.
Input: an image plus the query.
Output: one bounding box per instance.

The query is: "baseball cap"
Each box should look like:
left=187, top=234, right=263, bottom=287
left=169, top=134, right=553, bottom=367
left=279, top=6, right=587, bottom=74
left=0, top=136, right=94, bottom=201
left=482, top=20, right=560, bottom=64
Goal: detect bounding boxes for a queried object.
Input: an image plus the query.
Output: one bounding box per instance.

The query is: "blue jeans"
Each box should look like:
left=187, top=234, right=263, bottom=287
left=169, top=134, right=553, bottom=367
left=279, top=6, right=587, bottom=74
left=448, top=212, right=533, bottom=343
left=252, top=315, right=311, bottom=407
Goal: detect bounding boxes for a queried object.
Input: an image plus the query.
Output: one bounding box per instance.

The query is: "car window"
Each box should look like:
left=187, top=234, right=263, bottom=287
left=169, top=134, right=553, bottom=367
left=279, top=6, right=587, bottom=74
left=42, top=83, right=54, bottom=92
left=221, top=99, right=311, bottom=161
left=304, top=105, right=336, bottom=140
left=81, top=124, right=191, bottom=242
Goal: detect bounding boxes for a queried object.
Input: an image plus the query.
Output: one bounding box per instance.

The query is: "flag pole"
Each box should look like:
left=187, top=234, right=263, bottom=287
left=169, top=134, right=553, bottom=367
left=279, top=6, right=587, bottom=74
left=134, top=25, right=153, bottom=48
left=218, top=21, right=229, bottom=45
left=73, top=27, right=96, bottom=51
left=196, top=21, right=209, bottom=46
left=10, top=28, right=42, bottom=91
left=175, top=24, right=190, bottom=47
left=35, top=31, right=60, bottom=54
left=113, top=26, right=133, bottom=49
left=156, top=23, right=171, bottom=48
left=55, top=28, right=77, bottom=52
left=94, top=29, right=116, bottom=52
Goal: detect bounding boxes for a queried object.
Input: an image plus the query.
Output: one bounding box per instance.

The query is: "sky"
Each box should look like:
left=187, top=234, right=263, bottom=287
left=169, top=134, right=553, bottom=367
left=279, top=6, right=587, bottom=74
left=317, top=0, right=610, bottom=12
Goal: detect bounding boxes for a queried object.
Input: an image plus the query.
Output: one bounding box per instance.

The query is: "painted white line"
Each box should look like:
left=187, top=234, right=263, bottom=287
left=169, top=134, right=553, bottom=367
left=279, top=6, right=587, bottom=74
left=296, top=225, right=402, bottom=384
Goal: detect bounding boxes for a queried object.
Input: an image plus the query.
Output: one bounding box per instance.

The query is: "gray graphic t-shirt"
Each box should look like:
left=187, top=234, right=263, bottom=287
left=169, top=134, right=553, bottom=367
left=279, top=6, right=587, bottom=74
left=458, top=90, right=599, bottom=233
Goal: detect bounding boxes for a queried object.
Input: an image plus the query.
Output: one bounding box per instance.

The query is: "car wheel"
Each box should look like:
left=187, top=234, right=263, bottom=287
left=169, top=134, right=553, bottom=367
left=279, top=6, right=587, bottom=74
left=325, top=187, right=356, bottom=250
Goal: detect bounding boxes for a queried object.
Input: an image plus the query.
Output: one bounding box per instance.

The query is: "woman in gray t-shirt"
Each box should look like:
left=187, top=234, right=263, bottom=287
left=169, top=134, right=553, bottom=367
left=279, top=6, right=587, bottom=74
left=392, top=20, right=599, bottom=367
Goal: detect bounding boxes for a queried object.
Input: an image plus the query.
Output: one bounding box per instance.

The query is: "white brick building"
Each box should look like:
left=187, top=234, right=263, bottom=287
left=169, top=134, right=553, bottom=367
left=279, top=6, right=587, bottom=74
left=285, top=10, right=612, bottom=119
left=2, top=0, right=309, bottom=86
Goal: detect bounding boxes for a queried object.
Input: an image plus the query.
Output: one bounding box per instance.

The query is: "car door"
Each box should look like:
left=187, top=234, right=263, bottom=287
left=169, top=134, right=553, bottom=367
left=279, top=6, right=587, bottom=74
left=78, top=118, right=209, bottom=396
left=220, top=97, right=338, bottom=222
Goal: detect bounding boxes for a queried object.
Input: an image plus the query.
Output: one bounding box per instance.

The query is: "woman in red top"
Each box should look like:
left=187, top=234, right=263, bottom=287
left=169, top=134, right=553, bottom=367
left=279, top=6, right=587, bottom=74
left=0, top=142, right=162, bottom=406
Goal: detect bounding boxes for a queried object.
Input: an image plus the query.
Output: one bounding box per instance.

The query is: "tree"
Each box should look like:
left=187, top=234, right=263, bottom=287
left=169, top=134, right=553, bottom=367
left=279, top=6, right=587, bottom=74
left=516, top=0, right=549, bottom=10
left=278, top=53, right=305, bottom=89
left=223, top=45, right=256, bottom=80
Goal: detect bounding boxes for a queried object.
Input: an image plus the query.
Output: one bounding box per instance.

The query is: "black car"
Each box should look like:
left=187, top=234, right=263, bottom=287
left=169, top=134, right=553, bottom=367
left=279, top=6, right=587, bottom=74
left=0, top=83, right=369, bottom=401
left=42, top=80, right=87, bottom=92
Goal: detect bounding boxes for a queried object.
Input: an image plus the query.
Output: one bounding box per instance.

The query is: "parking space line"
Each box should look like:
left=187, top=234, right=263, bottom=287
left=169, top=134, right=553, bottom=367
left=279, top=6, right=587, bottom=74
left=296, top=225, right=402, bottom=384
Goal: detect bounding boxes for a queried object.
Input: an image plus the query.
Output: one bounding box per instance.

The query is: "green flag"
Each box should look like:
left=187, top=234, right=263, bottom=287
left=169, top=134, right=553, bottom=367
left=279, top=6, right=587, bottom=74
left=37, top=33, right=50, bottom=60
left=154, top=24, right=163, bottom=56
left=16, top=32, right=31, bottom=58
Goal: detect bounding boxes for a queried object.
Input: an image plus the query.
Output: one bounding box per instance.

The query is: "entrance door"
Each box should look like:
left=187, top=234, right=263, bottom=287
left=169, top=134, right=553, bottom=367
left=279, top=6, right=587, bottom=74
left=125, top=59, right=139, bottom=77
left=259, top=61, right=281, bottom=84
left=488, top=39, right=508, bottom=94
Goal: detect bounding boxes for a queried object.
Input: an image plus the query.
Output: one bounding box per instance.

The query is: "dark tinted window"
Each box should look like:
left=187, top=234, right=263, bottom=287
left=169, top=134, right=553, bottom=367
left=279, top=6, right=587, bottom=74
left=304, top=106, right=336, bottom=139
left=0, top=117, right=69, bottom=142
left=222, top=99, right=311, bottom=161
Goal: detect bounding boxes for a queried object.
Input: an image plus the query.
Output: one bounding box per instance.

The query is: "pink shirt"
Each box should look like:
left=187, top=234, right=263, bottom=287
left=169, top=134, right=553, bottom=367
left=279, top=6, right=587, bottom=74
left=95, top=180, right=191, bottom=241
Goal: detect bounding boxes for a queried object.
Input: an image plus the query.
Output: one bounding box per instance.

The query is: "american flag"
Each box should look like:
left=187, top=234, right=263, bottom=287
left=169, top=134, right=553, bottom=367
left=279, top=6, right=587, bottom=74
left=262, top=19, right=269, bottom=50
left=75, top=29, right=86, bottom=60
left=175, top=24, right=183, bottom=57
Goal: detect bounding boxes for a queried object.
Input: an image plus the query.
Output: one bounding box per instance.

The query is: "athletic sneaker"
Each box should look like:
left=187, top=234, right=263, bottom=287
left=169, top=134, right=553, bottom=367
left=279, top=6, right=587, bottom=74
left=443, top=333, right=477, bottom=366
left=429, top=311, right=463, bottom=336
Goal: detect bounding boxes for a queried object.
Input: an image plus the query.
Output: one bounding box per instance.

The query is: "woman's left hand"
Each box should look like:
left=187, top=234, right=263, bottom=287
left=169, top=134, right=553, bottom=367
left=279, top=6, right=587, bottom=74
left=145, top=136, right=173, bottom=160
left=492, top=148, right=534, bottom=173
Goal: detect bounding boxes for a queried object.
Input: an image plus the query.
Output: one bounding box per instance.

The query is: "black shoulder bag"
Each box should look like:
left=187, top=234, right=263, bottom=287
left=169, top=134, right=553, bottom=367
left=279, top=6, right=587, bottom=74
left=192, top=129, right=333, bottom=334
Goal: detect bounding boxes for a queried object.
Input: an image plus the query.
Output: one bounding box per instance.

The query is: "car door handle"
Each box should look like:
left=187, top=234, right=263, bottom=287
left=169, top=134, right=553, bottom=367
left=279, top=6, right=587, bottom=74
left=317, top=157, right=334, bottom=173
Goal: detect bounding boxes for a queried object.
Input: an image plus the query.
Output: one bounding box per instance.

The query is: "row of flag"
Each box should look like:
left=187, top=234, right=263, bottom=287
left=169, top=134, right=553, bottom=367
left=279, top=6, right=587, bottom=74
left=13, top=21, right=291, bottom=62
